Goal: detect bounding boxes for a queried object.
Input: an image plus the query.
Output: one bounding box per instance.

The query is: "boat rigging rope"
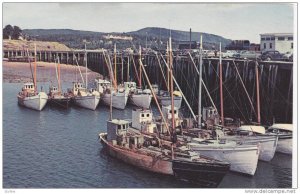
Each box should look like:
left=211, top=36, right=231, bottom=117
left=207, top=60, right=249, bottom=122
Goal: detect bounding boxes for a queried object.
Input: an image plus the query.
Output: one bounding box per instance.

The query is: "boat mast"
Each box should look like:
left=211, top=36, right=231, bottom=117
left=34, top=43, right=37, bottom=92
left=255, top=61, right=261, bottom=124
left=169, top=36, right=175, bottom=160
left=84, top=42, right=87, bottom=89
left=166, top=42, right=170, bottom=92
left=103, top=49, right=114, bottom=120
left=219, top=42, right=224, bottom=125
left=160, top=53, right=197, bottom=121
left=169, top=37, right=175, bottom=132
left=57, top=57, right=61, bottom=94
left=139, top=46, right=142, bottom=88
left=198, top=35, right=203, bottom=128
left=127, top=54, right=130, bottom=82
left=114, top=43, right=117, bottom=88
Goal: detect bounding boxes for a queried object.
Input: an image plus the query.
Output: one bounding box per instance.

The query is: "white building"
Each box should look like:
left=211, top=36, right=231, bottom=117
left=260, top=33, right=293, bottom=53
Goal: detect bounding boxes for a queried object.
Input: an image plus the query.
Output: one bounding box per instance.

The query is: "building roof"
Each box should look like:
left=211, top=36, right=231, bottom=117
left=260, top=33, right=293, bottom=36
left=108, top=119, right=130, bottom=125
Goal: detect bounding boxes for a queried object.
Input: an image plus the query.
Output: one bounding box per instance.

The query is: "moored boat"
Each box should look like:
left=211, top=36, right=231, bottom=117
left=124, top=81, right=152, bottom=109
left=96, top=78, right=128, bottom=109
left=71, top=82, right=100, bottom=110
left=17, top=45, right=48, bottom=111
left=18, top=82, right=48, bottom=111
left=157, top=90, right=182, bottom=108
left=99, top=119, right=230, bottom=187
left=48, top=86, right=71, bottom=109
left=223, top=125, right=278, bottom=162
left=267, top=123, right=292, bottom=154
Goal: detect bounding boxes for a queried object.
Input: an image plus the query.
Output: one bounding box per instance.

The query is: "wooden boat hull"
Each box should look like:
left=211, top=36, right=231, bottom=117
left=49, top=97, right=71, bottom=109
left=102, top=93, right=128, bottom=109
left=129, top=94, right=152, bottom=109
left=100, top=133, right=173, bottom=175
left=189, top=144, right=259, bottom=176
left=17, top=92, right=48, bottom=111
left=225, top=135, right=278, bottom=162
left=73, top=95, right=100, bottom=110
left=99, top=133, right=229, bottom=187
left=172, top=159, right=229, bottom=188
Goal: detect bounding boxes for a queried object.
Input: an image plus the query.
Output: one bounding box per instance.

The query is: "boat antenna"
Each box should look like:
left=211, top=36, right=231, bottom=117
left=198, top=34, right=203, bottom=128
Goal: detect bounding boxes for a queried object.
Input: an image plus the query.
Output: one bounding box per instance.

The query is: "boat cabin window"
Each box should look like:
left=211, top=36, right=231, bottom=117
left=117, top=124, right=127, bottom=130
left=141, top=113, right=144, bottom=118
left=168, top=110, right=177, bottom=114
left=271, top=129, right=278, bottom=133
left=146, top=114, right=150, bottom=117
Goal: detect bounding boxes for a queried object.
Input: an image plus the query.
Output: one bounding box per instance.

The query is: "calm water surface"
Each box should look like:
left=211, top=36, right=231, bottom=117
left=3, top=83, right=292, bottom=188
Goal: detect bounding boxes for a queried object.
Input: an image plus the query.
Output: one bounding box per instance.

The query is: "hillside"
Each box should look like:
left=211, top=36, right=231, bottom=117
left=22, top=27, right=232, bottom=50
left=3, top=39, right=72, bottom=51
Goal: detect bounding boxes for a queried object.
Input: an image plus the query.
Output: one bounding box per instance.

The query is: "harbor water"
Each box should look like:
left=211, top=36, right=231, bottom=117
left=3, top=82, right=292, bottom=188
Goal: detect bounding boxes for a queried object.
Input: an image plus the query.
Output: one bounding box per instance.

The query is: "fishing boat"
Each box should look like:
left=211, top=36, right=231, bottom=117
left=95, top=78, right=128, bottom=109
left=222, top=125, right=278, bottom=162
left=157, top=90, right=182, bottom=108
left=70, top=43, right=100, bottom=110
left=124, top=81, right=152, bottom=109
left=155, top=41, right=182, bottom=108
left=48, top=57, right=71, bottom=109
left=18, top=82, right=48, bottom=111
left=99, top=119, right=230, bottom=187
left=157, top=106, right=260, bottom=176
left=99, top=44, right=230, bottom=187
left=48, top=86, right=71, bottom=109
left=266, top=123, right=292, bottom=154
left=17, top=45, right=48, bottom=111
left=208, top=45, right=277, bottom=162
left=71, top=82, right=100, bottom=110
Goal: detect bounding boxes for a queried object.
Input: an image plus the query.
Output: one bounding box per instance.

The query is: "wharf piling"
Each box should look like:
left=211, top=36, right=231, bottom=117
left=3, top=49, right=292, bottom=124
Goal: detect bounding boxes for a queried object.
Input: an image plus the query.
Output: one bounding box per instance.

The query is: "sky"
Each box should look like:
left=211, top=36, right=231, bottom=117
left=2, top=2, right=295, bottom=43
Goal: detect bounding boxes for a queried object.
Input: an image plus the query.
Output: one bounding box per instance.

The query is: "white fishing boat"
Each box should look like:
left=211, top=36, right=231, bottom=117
left=187, top=138, right=259, bottom=176
left=124, top=81, right=152, bottom=109
left=267, top=123, right=292, bottom=154
left=157, top=90, right=182, bottom=108
left=71, top=82, right=100, bottom=110
left=18, top=82, right=48, bottom=111
left=95, top=79, right=128, bottom=109
left=17, top=45, right=48, bottom=111
left=224, top=125, right=278, bottom=162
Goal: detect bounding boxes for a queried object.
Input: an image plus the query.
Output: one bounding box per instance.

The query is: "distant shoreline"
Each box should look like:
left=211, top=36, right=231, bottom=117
left=3, top=61, right=102, bottom=84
